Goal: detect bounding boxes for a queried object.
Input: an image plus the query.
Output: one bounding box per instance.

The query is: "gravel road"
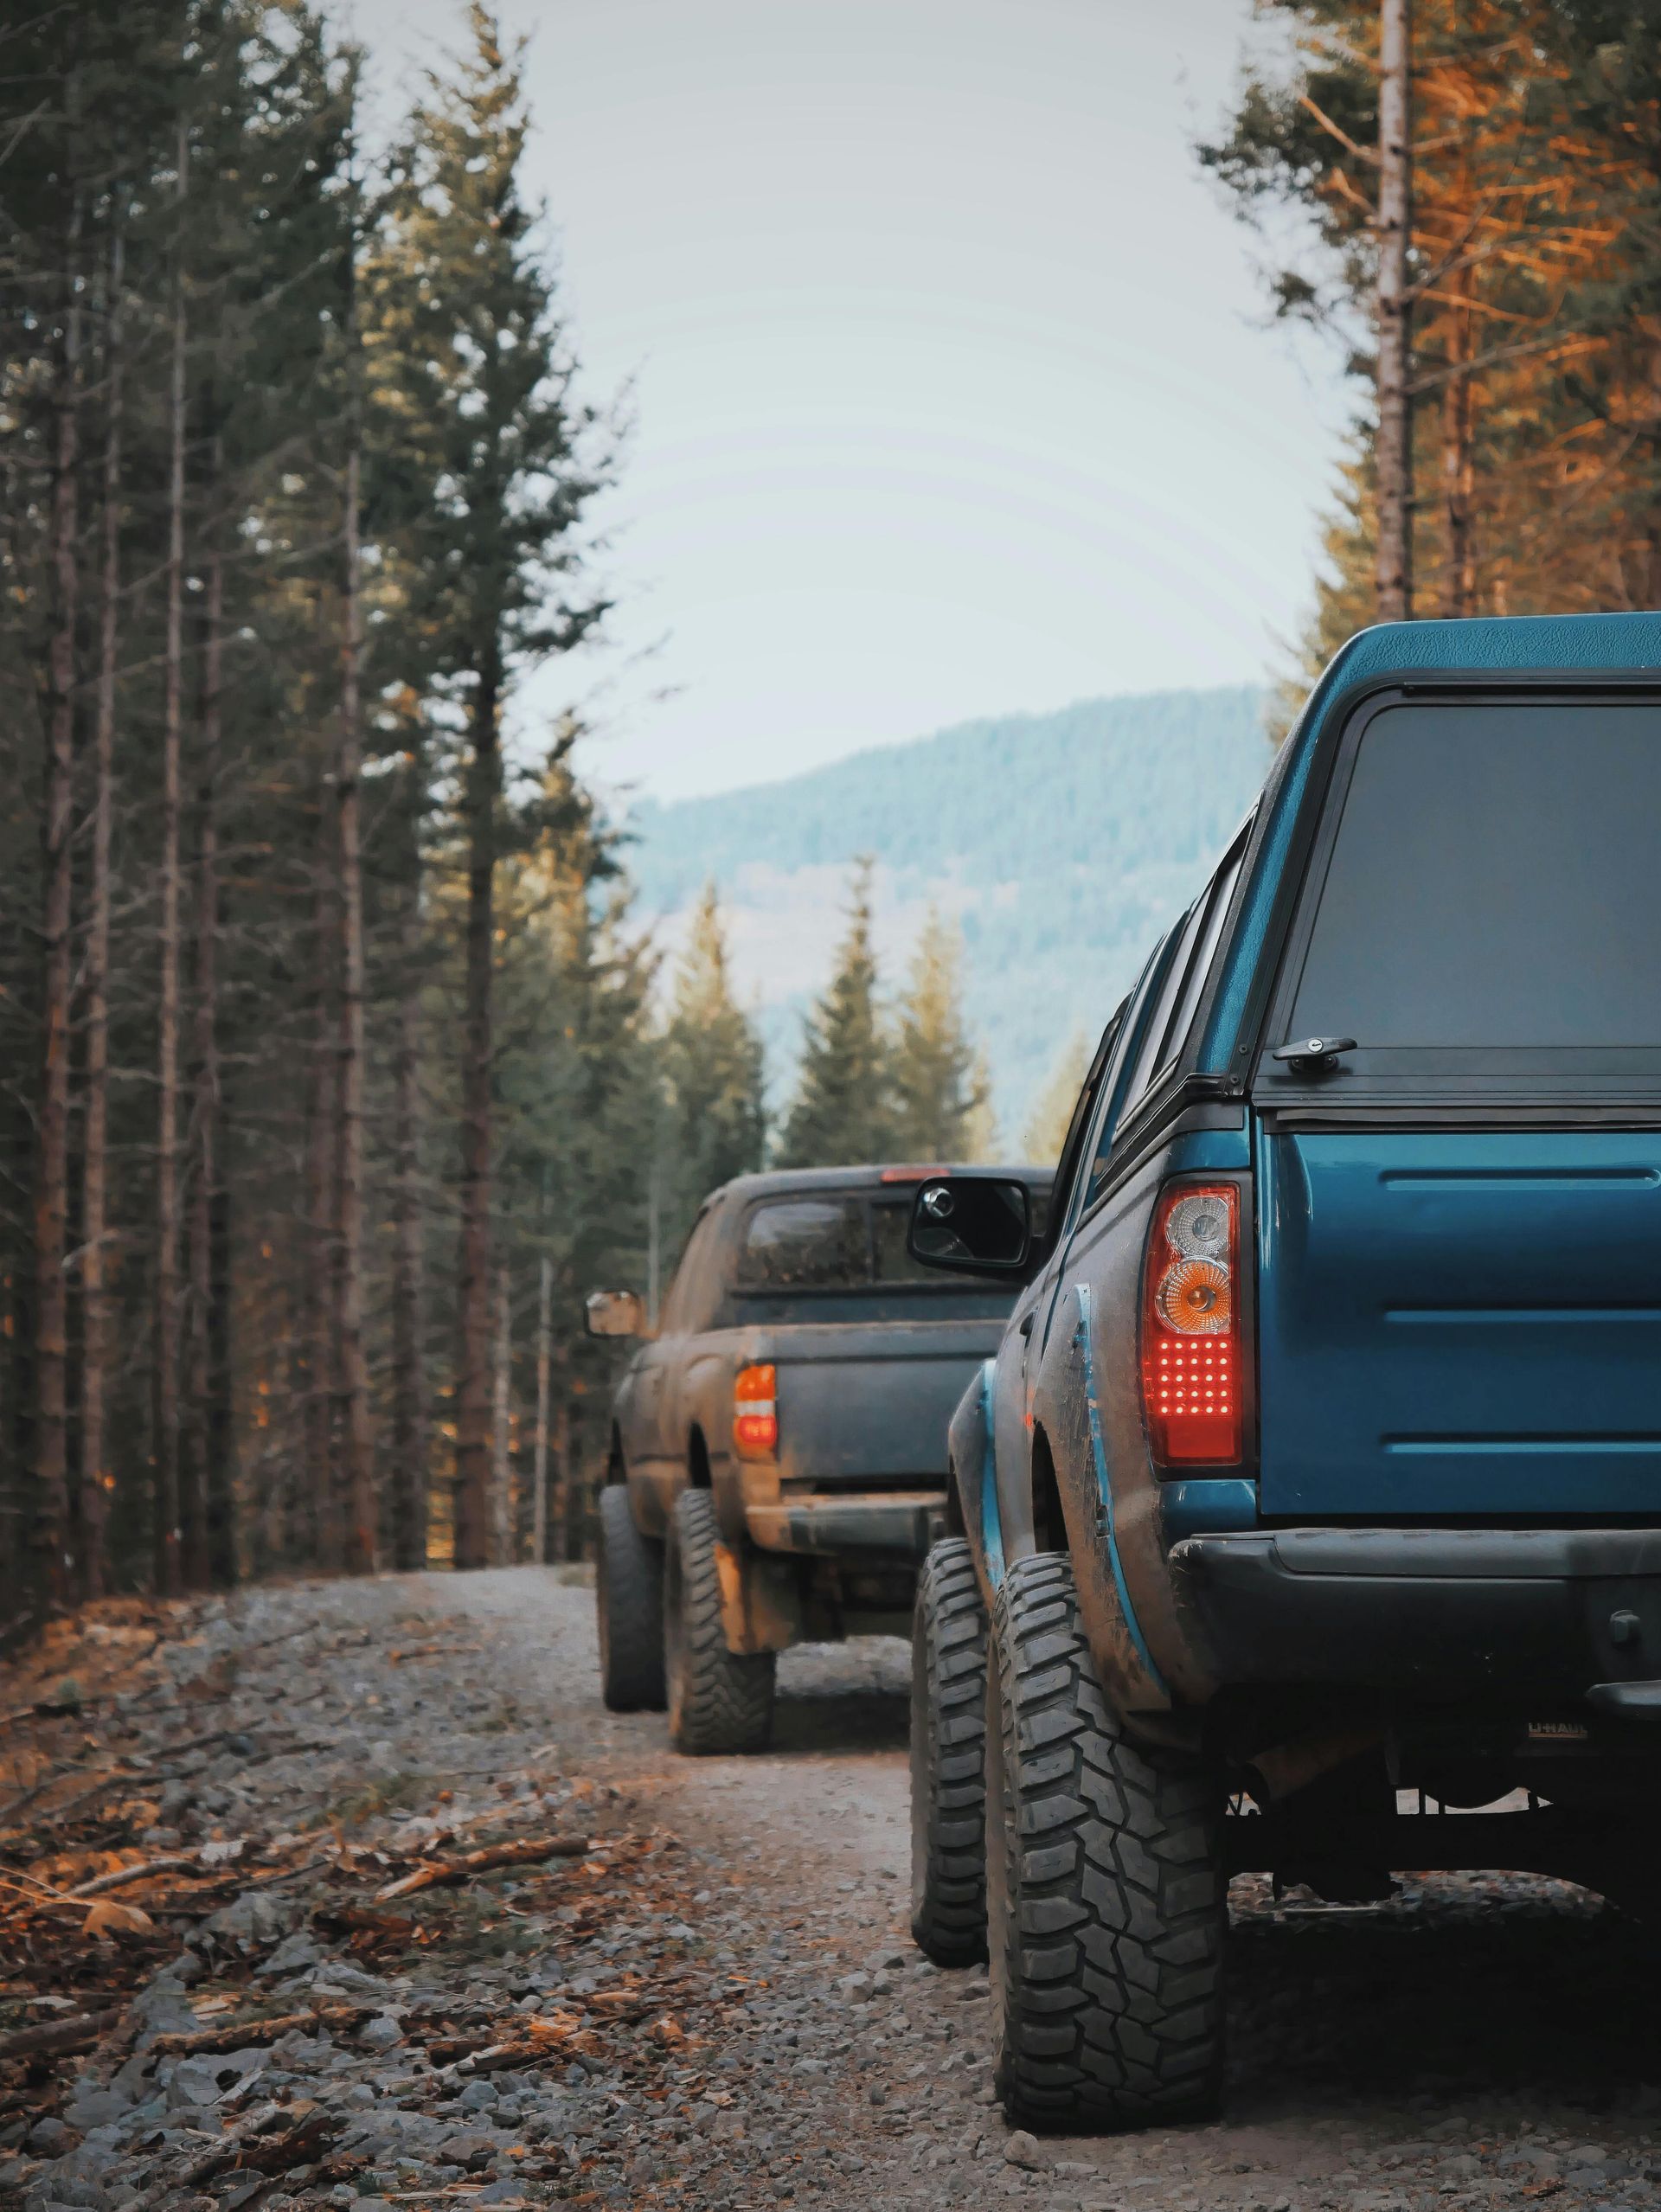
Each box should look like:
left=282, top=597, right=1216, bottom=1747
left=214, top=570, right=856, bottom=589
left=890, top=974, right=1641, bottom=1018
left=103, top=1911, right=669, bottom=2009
left=7, top=1567, right=1661, bottom=2212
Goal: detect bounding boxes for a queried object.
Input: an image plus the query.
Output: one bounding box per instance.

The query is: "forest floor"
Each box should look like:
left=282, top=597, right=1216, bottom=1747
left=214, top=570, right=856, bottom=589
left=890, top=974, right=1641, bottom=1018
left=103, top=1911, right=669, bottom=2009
left=5, top=1572, right=1661, bottom=2212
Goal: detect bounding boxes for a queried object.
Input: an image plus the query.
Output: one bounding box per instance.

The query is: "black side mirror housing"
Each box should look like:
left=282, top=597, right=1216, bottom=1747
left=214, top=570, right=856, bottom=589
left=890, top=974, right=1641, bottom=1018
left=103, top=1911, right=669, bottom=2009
left=907, top=1175, right=1034, bottom=1278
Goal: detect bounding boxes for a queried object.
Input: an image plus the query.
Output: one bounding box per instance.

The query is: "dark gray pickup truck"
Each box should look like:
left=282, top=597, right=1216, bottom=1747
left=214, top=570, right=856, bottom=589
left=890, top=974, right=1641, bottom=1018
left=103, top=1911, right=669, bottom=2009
left=585, top=1164, right=1047, bottom=1754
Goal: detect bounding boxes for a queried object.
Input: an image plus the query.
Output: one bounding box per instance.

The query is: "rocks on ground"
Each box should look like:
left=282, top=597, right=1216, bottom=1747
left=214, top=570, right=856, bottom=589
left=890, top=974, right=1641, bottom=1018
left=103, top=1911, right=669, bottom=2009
left=7, top=1573, right=1661, bottom=2212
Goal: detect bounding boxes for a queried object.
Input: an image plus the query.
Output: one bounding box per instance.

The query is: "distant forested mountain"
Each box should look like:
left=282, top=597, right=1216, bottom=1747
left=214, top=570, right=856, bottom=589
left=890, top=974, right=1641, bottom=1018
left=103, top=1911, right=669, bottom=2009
left=625, top=688, right=1272, bottom=1142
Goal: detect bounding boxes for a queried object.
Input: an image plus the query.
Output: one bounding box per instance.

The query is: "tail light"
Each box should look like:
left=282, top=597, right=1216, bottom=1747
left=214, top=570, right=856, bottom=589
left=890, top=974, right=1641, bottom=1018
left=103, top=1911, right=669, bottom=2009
left=734, top=1363, right=778, bottom=1460
left=1140, top=1184, right=1241, bottom=1466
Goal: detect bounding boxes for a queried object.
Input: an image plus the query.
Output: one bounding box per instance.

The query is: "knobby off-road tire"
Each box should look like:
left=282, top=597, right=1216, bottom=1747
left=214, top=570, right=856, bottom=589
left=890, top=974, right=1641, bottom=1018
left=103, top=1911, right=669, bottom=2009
left=910, top=1537, right=991, bottom=1965
left=596, top=1485, right=667, bottom=1713
left=985, top=1551, right=1225, bottom=2132
left=664, top=1490, right=776, bottom=1755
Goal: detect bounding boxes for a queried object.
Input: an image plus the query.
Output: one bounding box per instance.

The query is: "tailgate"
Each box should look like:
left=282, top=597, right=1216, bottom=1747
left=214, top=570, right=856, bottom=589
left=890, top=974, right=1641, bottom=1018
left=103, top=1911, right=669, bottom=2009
left=1256, top=1127, right=1661, bottom=1519
left=772, top=1320, right=1003, bottom=1486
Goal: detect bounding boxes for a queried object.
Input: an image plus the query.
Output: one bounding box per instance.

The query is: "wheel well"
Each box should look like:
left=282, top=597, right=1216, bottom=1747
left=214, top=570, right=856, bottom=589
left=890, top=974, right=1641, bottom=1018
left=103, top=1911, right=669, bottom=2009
left=688, top=1427, right=712, bottom=1487
left=1030, top=1427, right=1066, bottom=1555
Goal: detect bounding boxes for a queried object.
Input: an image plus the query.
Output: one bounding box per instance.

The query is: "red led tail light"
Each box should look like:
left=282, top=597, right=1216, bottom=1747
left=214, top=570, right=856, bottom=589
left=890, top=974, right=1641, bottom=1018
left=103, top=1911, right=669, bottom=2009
left=734, top=1363, right=778, bottom=1460
left=1140, top=1184, right=1241, bottom=1466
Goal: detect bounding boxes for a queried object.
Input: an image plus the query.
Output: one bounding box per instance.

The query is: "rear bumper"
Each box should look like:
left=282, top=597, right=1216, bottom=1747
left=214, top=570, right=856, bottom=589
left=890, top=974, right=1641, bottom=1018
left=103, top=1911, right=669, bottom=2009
left=746, top=1490, right=948, bottom=1562
left=1173, top=1527, right=1661, bottom=1701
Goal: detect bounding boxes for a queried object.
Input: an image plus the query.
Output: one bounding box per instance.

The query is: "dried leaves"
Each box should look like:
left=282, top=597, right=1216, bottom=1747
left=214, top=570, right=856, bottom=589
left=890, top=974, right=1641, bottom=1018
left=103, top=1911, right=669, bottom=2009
left=80, top=1901, right=152, bottom=1944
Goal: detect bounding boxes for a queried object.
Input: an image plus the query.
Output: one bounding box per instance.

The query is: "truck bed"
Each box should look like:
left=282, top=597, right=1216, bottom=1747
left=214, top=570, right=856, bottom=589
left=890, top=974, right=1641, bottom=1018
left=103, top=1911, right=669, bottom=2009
left=728, top=1311, right=1005, bottom=1488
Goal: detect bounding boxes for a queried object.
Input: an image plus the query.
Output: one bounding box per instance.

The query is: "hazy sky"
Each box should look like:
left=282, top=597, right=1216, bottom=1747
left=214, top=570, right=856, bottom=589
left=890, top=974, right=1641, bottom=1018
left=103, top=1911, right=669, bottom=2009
left=351, top=0, right=1342, bottom=801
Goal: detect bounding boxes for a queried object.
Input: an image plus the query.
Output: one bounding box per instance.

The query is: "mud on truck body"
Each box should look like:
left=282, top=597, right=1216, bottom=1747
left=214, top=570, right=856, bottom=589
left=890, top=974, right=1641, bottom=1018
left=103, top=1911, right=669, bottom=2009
left=905, top=612, right=1661, bottom=2132
left=586, top=1164, right=1048, bottom=1755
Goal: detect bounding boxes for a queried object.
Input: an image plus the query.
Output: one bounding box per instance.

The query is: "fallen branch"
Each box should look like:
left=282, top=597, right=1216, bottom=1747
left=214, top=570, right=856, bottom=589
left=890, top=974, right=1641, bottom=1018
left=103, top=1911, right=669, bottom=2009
left=71, top=1852, right=201, bottom=1898
left=149, top=2002, right=377, bottom=2056
left=0, top=1755, right=118, bottom=1825
left=184, top=2102, right=341, bottom=2183
left=375, top=1832, right=589, bottom=1901
left=0, top=2007, right=122, bottom=2061
left=0, top=1696, right=87, bottom=1730
left=17, top=1769, right=131, bottom=1828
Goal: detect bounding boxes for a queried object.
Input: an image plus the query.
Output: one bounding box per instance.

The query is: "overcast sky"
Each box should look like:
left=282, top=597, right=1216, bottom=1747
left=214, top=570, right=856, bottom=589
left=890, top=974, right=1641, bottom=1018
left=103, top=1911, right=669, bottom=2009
left=350, top=0, right=1342, bottom=802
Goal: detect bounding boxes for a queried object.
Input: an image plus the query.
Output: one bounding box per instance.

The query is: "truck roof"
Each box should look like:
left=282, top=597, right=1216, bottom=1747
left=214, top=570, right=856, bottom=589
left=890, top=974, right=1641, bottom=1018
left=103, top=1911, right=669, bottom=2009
left=1296, top=611, right=1661, bottom=753
left=707, top=1163, right=1054, bottom=1204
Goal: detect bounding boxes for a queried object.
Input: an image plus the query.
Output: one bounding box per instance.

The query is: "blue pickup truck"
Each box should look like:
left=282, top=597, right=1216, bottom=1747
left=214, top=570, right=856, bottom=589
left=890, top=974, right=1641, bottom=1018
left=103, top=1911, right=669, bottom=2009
left=905, top=612, right=1661, bottom=2132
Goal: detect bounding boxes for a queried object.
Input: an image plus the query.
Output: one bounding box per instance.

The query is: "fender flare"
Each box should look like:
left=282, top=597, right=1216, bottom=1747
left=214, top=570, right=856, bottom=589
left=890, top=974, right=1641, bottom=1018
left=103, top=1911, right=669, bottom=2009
left=946, top=1358, right=1005, bottom=1605
left=1030, top=1282, right=1173, bottom=1715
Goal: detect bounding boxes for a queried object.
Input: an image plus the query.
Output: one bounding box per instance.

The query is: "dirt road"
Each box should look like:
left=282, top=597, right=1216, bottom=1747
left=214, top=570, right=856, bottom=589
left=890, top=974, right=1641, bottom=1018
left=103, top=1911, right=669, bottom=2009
left=6, top=1568, right=1661, bottom=2212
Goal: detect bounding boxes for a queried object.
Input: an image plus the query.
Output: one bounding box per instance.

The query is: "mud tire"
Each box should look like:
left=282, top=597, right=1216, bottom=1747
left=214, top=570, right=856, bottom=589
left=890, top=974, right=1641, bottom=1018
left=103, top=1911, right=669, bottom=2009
left=665, top=1490, right=776, bottom=1754
left=595, top=1484, right=667, bottom=1712
left=985, top=1551, right=1225, bottom=2132
left=910, top=1537, right=991, bottom=1965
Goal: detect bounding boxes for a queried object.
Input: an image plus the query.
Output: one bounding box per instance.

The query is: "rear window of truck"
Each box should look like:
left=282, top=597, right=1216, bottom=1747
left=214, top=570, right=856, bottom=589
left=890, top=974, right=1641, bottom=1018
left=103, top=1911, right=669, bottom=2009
left=736, top=1195, right=946, bottom=1290
left=1291, top=701, right=1661, bottom=1049
left=735, top=1190, right=1049, bottom=1293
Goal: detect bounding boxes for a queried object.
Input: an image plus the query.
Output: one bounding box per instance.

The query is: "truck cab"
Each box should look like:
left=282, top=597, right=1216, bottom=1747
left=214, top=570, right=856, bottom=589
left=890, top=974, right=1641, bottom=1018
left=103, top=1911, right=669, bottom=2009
left=905, top=613, right=1661, bottom=2132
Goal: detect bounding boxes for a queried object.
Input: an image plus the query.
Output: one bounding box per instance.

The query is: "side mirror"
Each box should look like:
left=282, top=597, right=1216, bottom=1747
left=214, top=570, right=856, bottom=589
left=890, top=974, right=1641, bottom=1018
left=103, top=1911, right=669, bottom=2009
left=585, top=1290, right=647, bottom=1338
left=907, top=1176, right=1033, bottom=1277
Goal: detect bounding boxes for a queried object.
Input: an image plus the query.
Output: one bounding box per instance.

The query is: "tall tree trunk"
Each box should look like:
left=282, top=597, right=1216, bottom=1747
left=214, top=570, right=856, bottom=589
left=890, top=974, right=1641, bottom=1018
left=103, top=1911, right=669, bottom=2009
left=389, top=761, right=429, bottom=1571
left=1437, top=114, right=1476, bottom=622
left=1438, top=258, right=1476, bottom=619
left=208, top=1131, right=237, bottom=1583
left=533, top=1250, right=551, bottom=1567
left=35, top=187, right=82, bottom=1612
left=557, top=1388, right=580, bottom=1563
left=183, top=424, right=223, bottom=1588
left=1376, top=0, right=1414, bottom=622
left=154, top=129, right=188, bottom=1595
left=304, top=803, right=339, bottom=1569
left=452, top=648, right=501, bottom=1571
left=80, top=200, right=123, bottom=1605
left=491, top=1266, right=511, bottom=1565
left=334, top=413, right=375, bottom=1574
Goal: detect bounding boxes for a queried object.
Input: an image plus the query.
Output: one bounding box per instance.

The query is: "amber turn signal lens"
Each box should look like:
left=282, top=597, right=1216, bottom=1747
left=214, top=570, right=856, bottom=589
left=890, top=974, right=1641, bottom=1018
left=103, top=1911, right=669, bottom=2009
left=734, top=1363, right=778, bottom=1460
left=1156, top=1257, right=1232, bottom=1336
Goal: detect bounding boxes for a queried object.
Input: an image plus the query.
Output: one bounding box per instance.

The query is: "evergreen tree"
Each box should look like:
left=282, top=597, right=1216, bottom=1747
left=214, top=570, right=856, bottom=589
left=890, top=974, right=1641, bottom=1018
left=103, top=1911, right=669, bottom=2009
left=657, top=885, right=766, bottom=1247
left=489, top=760, right=660, bottom=1561
left=778, top=862, right=893, bottom=1168
left=369, top=4, right=609, bottom=1570
left=1022, top=1030, right=1091, bottom=1167
left=889, top=908, right=991, bottom=1161
left=1202, top=1, right=1661, bottom=661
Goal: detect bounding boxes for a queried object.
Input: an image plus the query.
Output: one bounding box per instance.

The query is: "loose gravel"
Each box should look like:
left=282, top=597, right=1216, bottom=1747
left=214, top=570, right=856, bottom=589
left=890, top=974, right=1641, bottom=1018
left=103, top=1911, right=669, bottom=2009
left=4, top=1568, right=1661, bottom=2212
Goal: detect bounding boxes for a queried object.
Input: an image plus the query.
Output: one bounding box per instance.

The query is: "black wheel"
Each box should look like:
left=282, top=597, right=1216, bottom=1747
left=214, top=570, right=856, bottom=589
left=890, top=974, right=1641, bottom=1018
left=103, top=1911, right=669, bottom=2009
left=595, top=1484, right=666, bottom=1712
left=664, top=1490, right=775, bottom=1755
left=985, top=1552, right=1225, bottom=2132
left=910, top=1537, right=990, bottom=1965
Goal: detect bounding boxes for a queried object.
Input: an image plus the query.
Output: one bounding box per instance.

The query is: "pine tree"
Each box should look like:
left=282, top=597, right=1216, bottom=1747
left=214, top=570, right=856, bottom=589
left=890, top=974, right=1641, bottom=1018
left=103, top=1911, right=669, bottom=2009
left=657, top=886, right=766, bottom=1248
left=778, top=862, right=894, bottom=1169
left=1022, top=1030, right=1091, bottom=1166
left=1201, top=1, right=1661, bottom=654
left=370, top=5, right=609, bottom=1571
left=488, top=760, right=660, bottom=1558
left=889, top=908, right=991, bottom=1162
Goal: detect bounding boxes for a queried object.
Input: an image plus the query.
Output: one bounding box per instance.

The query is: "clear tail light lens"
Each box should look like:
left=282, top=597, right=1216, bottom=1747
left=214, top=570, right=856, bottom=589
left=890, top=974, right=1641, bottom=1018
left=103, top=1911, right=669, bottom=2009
left=734, top=1362, right=778, bottom=1460
left=1141, top=1184, right=1241, bottom=1465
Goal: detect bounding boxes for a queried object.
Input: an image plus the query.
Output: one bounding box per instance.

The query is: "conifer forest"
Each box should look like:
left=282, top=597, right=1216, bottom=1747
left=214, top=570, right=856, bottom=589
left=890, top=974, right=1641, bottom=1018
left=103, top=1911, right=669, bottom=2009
left=11, top=0, right=1661, bottom=1623
left=0, top=1, right=991, bottom=1621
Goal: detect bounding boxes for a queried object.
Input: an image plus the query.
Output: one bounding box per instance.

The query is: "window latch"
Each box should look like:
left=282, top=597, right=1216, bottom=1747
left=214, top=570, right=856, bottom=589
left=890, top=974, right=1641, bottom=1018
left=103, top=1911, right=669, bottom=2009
left=1272, top=1035, right=1357, bottom=1074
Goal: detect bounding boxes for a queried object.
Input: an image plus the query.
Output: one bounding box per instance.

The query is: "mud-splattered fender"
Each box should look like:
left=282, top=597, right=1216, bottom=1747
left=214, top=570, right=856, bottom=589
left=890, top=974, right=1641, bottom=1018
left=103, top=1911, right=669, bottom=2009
left=1030, top=1283, right=1215, bottom=1721
left=946, top=1360, right=1004, bottom=1609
